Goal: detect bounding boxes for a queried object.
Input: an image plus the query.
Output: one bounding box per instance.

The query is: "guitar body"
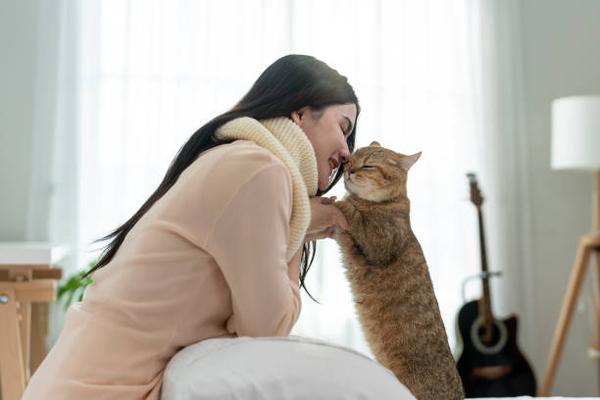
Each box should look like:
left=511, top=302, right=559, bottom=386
left=458, top=173, right=537, bottom=396
left=456, top=300, right=537, bottom=397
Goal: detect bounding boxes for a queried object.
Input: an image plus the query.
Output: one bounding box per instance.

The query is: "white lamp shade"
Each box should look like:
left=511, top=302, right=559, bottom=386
left=552, top=95, right=600, bottom=170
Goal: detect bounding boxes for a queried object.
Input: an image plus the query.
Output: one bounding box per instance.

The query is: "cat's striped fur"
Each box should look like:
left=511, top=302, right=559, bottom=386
left=334, top=141, right=464, bottom=400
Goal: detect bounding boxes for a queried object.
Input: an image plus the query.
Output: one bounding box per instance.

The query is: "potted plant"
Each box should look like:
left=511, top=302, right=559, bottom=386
left=56, top=259, right=96, bottom=311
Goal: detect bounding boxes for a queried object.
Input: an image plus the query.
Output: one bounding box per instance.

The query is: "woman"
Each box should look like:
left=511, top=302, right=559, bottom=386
left=23, top=54, right=360, bottom=399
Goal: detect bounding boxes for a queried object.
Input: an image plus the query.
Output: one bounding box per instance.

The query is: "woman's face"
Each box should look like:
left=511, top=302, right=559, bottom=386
left=291, top=103, right=357, bottom=191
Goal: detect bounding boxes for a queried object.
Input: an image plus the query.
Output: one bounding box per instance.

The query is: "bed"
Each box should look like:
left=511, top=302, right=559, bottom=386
left=161, top=335, right=596, bottom=400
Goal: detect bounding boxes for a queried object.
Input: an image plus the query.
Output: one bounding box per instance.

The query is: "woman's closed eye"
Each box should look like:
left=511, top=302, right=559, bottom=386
left=341, top=117, right=352, bottom=137
left=340, top=125, right=350, bottom=138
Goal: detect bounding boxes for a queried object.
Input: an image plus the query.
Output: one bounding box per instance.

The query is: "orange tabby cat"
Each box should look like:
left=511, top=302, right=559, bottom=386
left=333, top=141, right=464, bottom=400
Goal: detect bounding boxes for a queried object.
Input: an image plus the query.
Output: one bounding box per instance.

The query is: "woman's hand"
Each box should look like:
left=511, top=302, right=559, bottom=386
left=304, top=196, right=349, bottom=242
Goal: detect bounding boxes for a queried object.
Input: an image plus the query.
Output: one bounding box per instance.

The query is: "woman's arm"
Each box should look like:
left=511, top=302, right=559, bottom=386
left=288, top=246, right=303, bottom=284
left=205, top=163, right=300, bottom=337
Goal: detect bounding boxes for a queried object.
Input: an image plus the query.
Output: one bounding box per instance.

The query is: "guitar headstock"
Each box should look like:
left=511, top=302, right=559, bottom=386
left=467, top=173, right=484, bottom=208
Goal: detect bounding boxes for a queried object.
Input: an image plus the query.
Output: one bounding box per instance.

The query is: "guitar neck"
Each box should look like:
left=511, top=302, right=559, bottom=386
left=477, top=207, right=493, bottom=323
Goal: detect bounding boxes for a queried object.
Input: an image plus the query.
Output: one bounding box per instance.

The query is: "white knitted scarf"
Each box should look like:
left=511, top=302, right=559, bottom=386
left=215, top=116, right=318, bottom=261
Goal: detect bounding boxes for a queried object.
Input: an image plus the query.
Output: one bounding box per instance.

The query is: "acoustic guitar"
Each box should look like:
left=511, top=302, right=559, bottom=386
left=455, top=173, right=537, bottom=397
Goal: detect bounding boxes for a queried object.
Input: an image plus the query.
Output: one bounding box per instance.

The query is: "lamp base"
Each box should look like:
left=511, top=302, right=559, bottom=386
left=539, top=232, right=600, bottom=395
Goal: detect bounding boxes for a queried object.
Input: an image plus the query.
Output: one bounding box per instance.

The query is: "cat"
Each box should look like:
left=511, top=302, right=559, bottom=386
left=333, top=141, right=464, bottom=400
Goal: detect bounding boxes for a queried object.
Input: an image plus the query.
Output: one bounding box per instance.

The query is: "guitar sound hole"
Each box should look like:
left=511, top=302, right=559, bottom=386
left=470, top=317, right=509, bottom=355
left=477, top=323, right=502, bottom=346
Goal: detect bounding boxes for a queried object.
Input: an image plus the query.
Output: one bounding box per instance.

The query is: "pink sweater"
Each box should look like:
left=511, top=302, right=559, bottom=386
left=23, top=140, right=304, bottom=399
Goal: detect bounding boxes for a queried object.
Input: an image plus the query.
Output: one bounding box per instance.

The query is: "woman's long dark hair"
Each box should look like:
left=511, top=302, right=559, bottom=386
left=84, top=54, right=360, bottom=302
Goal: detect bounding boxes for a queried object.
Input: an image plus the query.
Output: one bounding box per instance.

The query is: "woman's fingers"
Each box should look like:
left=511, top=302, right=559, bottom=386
left=308, top=196, right=349, bottom=235
left=319, top=196, right=337, bottom=205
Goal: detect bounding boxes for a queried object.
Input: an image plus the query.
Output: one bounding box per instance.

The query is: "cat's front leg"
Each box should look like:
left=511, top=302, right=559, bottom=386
left=332, top=227, right=373, bottom=268
left=333, top=200, right=372, bottom=267
left=333, top=199, right=355, bottom=222
left=332, top=200, right=357, bottom=249
left=332, top=226, right=355, bottom=250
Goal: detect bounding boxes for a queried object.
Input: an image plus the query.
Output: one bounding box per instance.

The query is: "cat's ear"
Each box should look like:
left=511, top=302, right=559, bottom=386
left=397, top=152, right=422, bottom=171
left=369, top=141, right=381, bottom=147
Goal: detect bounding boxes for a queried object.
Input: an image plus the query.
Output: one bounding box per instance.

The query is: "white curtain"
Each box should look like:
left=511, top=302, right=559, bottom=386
left=34, top=0, right=532, bottom=357
left=466, top=0, right=535, bottom=356
left=25, top=0, right=83, bottom=341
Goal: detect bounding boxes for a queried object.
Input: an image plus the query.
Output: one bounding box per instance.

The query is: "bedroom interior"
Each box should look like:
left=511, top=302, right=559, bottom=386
left=1, top=0, right=600, bottom=399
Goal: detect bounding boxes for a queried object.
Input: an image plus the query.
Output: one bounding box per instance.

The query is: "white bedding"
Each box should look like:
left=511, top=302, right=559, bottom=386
left=161, top=335, right=598, bottom=400
left=162, top=335, right=415, bottom=399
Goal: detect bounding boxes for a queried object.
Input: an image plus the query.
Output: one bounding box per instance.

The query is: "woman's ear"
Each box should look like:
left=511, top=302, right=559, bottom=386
left=290, top=106, right=308, bottom=126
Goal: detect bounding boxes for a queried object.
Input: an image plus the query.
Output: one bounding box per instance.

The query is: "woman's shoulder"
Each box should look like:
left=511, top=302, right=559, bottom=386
left=194, top=140, right=285, bottom=170
left=183, top=140, right=291, bottom=190
left=157, top=140, right=293, bottom=249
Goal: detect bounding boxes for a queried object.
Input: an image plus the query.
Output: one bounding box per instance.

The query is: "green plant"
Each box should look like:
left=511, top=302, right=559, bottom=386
left=57, top=259, right=96, bottom=311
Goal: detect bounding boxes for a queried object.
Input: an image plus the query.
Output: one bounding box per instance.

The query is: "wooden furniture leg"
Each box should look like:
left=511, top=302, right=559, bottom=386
left=0, top=288, right=26, bottom=400
left=20, top=300, right=32, bottom=381
left=594, top=250, right=600, bottom=394
left=0, top=244, right=65, bottom=399
left=0, top=280, right=57, bottom=400
left=539, top=234, right=600, bottom=396
left=30, top=303, right=50, bottom=373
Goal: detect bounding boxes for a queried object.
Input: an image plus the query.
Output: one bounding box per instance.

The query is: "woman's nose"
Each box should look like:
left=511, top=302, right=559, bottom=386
left=339, top=146, right=350, bottom=162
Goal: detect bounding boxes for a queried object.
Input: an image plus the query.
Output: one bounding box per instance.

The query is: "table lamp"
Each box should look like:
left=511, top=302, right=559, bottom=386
left=540, top=95, right=600, bottom=395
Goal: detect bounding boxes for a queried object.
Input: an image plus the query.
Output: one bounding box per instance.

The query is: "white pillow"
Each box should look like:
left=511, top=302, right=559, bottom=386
left=161, top=335, right=416, bottom=400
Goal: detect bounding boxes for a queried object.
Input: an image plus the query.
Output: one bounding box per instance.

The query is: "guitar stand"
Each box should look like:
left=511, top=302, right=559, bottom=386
left=540, top=231, right=600, bottom=396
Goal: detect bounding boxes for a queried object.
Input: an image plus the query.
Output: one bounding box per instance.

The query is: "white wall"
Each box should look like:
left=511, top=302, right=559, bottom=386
left=0, top=0, right=39, bottom=240
left=521, top=0, right=600, bottom=395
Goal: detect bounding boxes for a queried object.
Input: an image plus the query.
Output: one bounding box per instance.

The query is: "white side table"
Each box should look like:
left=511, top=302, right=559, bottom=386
left=0, top=242, right=66, bottom=400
